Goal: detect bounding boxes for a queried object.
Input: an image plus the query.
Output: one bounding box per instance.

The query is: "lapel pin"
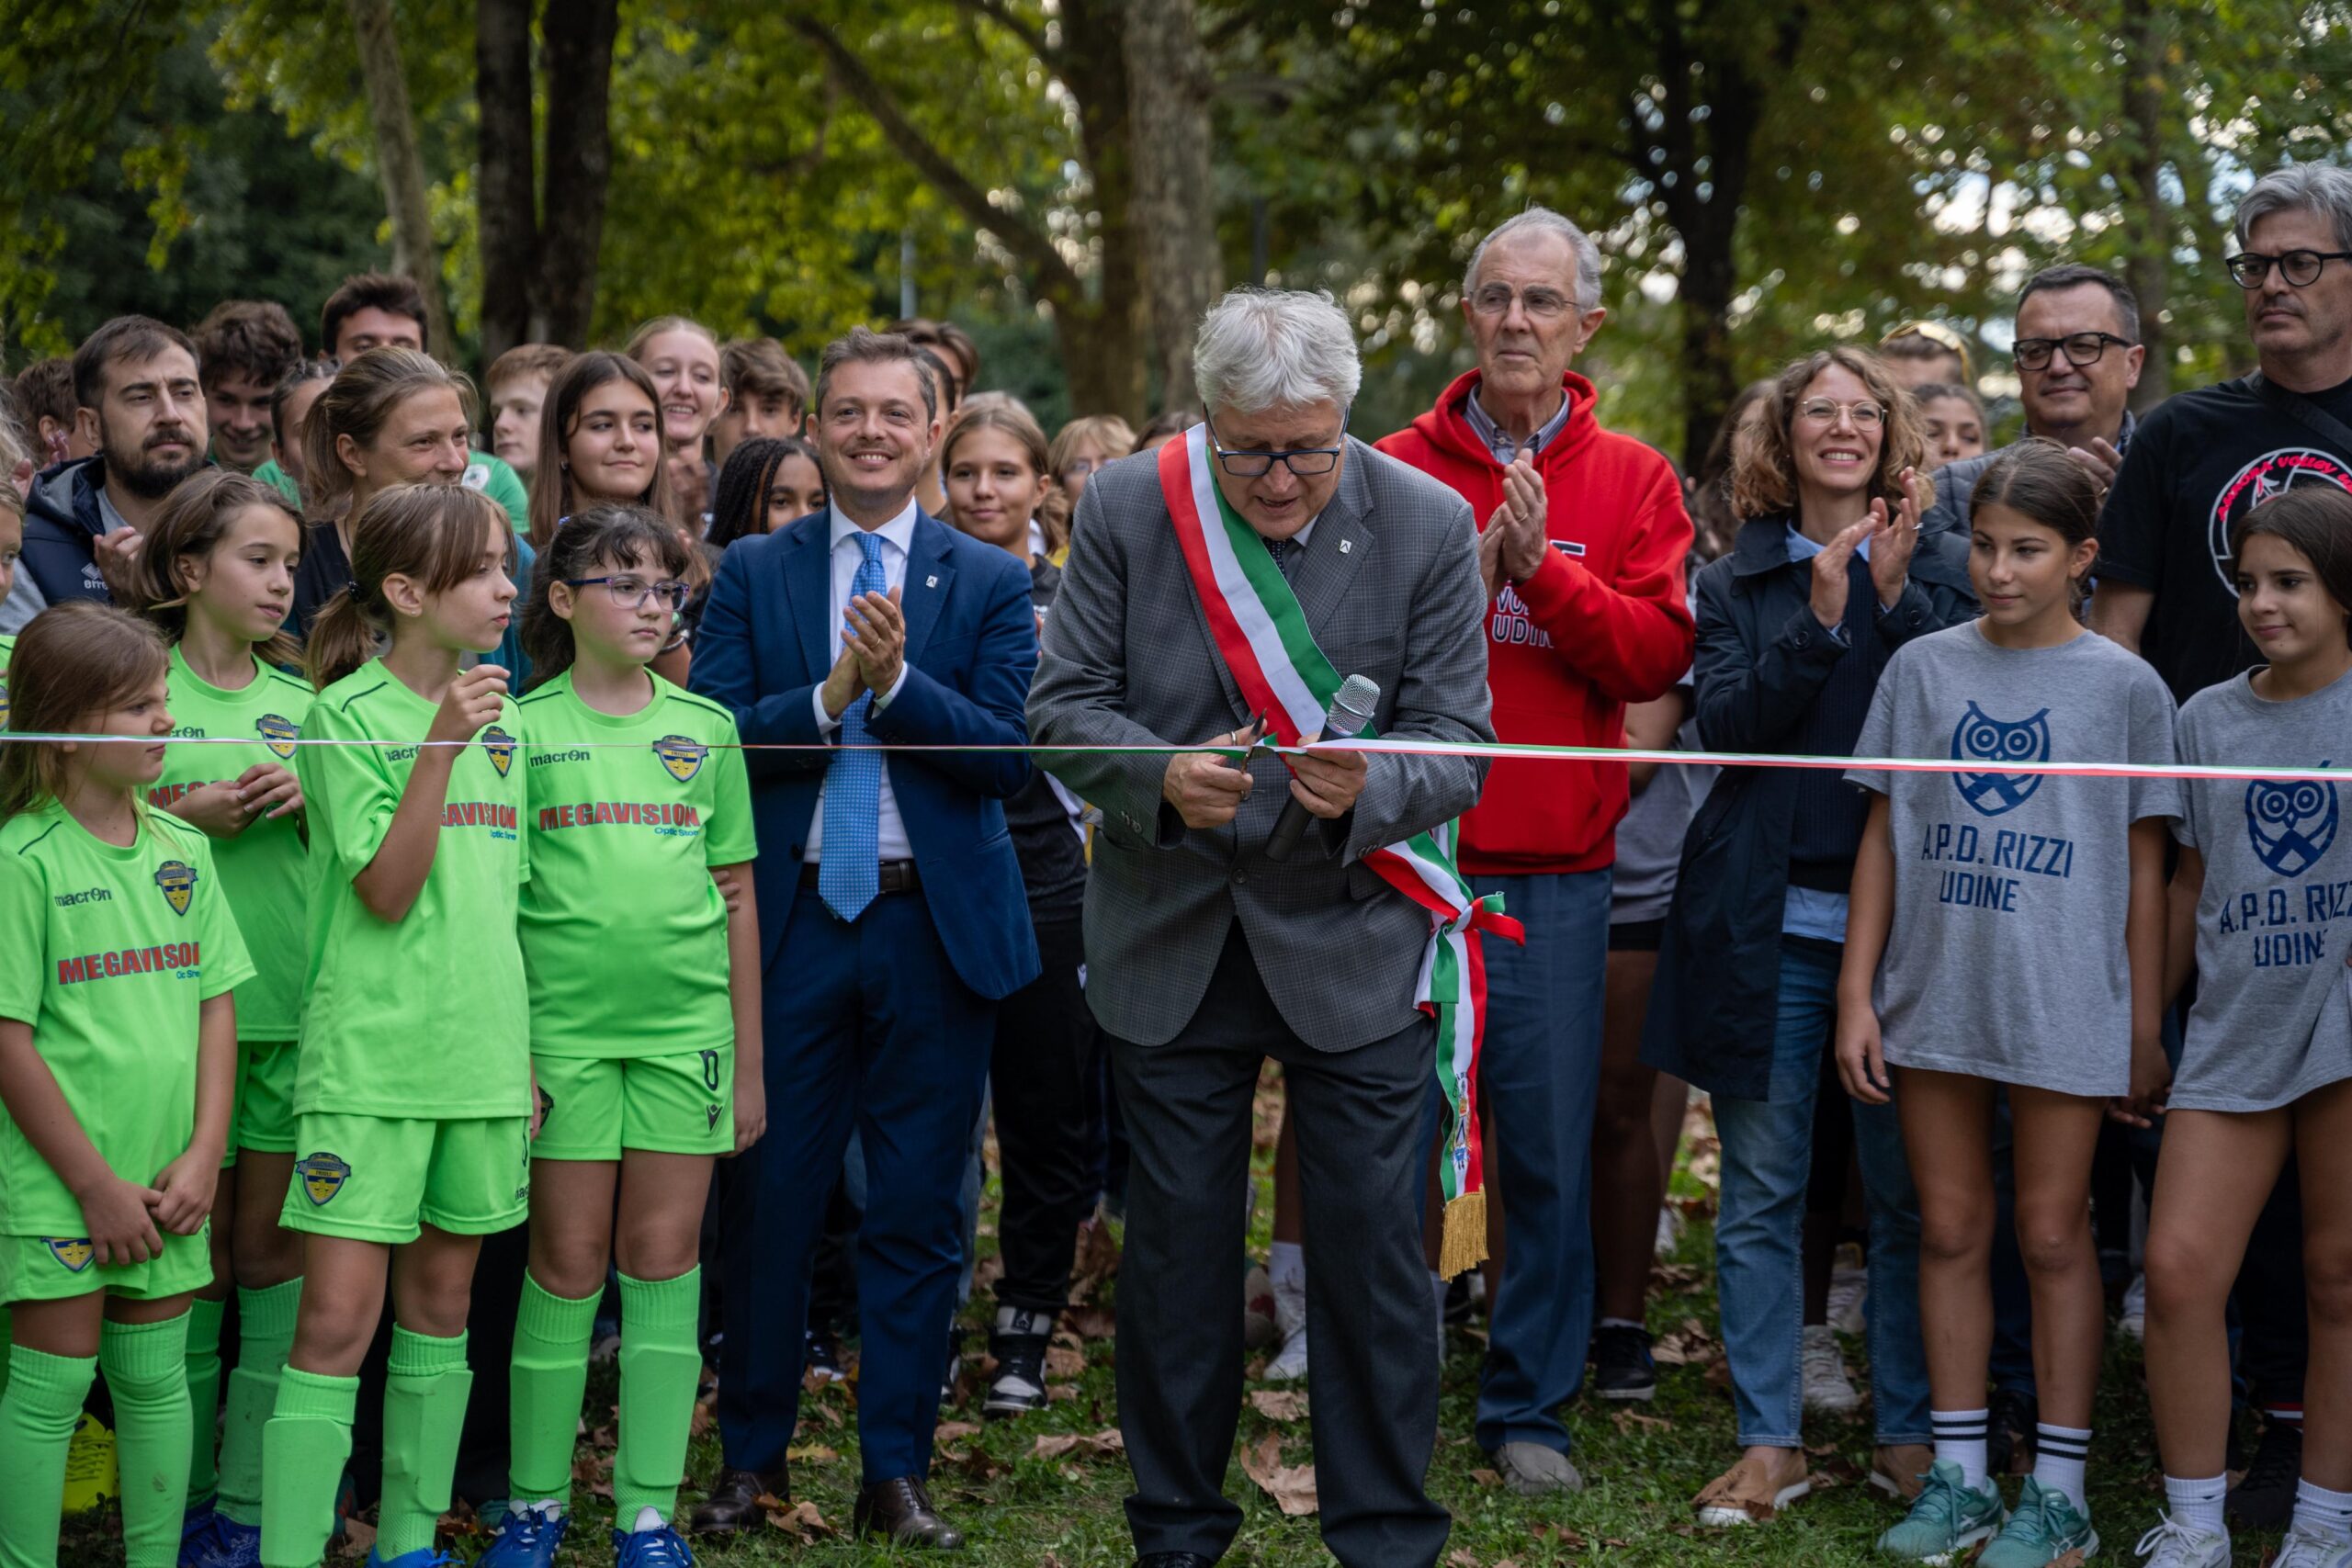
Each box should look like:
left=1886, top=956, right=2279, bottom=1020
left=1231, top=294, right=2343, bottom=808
left=1339, top=538, right=1352, bottom=554
left=925, top=574, right=938, bottom=588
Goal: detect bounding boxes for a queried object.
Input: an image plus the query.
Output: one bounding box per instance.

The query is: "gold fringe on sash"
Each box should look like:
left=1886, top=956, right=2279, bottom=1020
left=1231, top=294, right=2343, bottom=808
left=1437, top=1189, right=1489, bottom=1279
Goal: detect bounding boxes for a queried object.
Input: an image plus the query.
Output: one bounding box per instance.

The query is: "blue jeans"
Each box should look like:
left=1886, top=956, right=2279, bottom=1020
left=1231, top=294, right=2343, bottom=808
left=1713, top=939, right=1930, bottom=1447
left=1464, top=869, right=1610, bottom=1457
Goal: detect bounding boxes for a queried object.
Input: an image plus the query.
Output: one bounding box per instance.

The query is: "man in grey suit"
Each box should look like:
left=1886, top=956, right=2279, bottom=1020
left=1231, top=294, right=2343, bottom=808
left=1029, top=289, right=1494, bottom=1568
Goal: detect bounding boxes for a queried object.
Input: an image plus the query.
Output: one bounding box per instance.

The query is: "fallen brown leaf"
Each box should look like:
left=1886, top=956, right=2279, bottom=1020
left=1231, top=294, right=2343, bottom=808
left=760, top=1497, right=836, bottom=1539
left=1249, top=1389, right=1309, bottom=1421
left=1046, top=1341, right=1088, bottom=1378
left=690, top=1397, right=716, bottom=1441
left=1239, top=1432, right=1319, bottom=1517
left=1448, top=1551, right=1480, bottom=1567
left=785, top=1443, right=838, bottom=1464
left=1032, top=1427, right=1125, bottom=1461
left=334, top=1518, right=377, bottom=1559
left=1613, top=1408, right=1673, bottom=1431
left=1470, top=1468, right=1502, bottom=1489
left=933, top=1420, right=982, bottom=1442
left=1066, top=1303, right=1118, bottom=1339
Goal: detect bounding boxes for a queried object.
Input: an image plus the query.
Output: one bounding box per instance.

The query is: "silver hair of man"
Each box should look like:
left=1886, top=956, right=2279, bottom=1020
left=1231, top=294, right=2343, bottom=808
left=1193, top=288, right=1363, bottom=417
left=1464, top=206, right=1605, bottom=312
left=2235, top=162, right=2352, bottom=253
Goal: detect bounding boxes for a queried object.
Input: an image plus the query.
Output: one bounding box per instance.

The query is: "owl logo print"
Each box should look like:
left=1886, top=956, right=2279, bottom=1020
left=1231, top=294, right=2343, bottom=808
left=2245, top=772, right=2338, bottom=877
left=1951, top=704, right=2052, bottom=817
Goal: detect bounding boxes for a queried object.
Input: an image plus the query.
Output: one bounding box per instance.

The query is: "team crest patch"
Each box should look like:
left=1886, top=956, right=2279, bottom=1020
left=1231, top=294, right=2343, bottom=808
left=256, top=713, right=300, bottom=761
left=481, top=726, right=516, bottom=777
left=295, top=1152, right=351, bottom=1206
left=45, top=1238, right=94, bottom=1272
left=1951, top=704, right=2052, bottom=818
left=2247, top=773, right=2339, bottom=877
left=154, top=859, right=198, bottom=916
left=654, top=734, right=708, bottom=783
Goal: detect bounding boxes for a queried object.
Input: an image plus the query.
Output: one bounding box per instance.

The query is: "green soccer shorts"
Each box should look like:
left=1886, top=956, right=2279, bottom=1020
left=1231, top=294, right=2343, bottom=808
left=0, top=1225, right=212, bottom=1304
left=530, top=1047, right=734, bottom=1162
left=280, top=1113, right=532, bottom=1244
left=221, top=1037, right=301, bottom=1167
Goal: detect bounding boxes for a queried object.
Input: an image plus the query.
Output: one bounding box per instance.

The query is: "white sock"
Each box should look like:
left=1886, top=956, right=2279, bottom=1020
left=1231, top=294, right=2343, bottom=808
left=630, top=1506, right=667, bottom=1534
left=1931, top=1407, right=1990, bottom=1492
left=2033, top=1423, right=2091, bottom=1511
left=2293, top=1478, right=2352, bottom=1544
left=1269, top=1240, right=1305, bottom=1291
left=2163, top=1473, right=2227, bottom=1538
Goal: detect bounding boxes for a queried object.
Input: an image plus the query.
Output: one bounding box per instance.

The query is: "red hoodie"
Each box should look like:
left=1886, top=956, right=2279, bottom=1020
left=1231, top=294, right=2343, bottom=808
left=1376, top=368, right=1694, bottom=874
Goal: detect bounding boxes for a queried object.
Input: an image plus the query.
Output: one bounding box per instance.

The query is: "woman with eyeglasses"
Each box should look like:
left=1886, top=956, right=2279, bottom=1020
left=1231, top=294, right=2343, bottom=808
left=1046, top=415, right=1136, bottom=547
left=1644, top=346, right=1974, bottom=1529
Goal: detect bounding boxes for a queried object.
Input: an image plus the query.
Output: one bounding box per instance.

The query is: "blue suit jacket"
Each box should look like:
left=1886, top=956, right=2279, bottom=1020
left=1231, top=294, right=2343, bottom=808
left=689, top=508, right=1043, bottom=1000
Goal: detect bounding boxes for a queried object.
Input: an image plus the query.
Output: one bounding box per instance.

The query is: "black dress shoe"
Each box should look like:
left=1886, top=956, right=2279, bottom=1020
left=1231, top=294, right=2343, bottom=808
left=854, top=1476, right=964, bottom=1549
left=687, top=1466, right=786, bottom=1535
left=1135, top=1554, right=1216, bottom=1567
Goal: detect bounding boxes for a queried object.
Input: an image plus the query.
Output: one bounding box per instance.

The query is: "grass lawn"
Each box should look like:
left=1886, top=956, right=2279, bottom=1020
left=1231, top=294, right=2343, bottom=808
left=62, top=1096, right=2287, bottom=1565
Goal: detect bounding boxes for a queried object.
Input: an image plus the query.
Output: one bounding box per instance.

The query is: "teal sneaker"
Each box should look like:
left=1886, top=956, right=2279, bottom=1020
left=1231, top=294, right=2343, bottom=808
left=1981, top=1476, right=2098, bottom=1566
left=1878, top=1459, right=2007, bottom=1563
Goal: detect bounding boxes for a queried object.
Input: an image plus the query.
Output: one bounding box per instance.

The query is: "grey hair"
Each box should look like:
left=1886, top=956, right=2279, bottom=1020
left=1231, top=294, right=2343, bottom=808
left=2235, top=162, right=2352, bottom=253
left=1464, top=206, right=1604, bottom=310
left=1193, top=289, right=1362, bottom=416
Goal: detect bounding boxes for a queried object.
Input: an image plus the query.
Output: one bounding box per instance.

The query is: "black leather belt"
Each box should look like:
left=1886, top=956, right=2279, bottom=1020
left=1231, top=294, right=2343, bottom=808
left=799, top=859, right=922, bottom=894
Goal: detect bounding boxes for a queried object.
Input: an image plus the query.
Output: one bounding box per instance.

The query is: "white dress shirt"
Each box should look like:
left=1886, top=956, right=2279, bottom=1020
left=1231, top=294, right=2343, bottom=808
left=805, top=500, right=918, bottom=863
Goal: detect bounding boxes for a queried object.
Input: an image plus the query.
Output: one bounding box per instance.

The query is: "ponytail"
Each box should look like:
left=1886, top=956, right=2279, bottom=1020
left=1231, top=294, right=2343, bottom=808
left=306, top=484, right=514, bottom=688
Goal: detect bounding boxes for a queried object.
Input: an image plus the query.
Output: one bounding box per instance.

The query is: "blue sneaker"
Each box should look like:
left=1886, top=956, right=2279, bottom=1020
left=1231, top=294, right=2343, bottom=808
left=179, top=1506, right=220, bottom=1568
left=477, top=1503, right=569, bottom=1568
left=362, top=1551, right=458, bottom=1568
left=615, top=1523, right=696, bottom=1568
left=187, top=1517, right=263, bottom=1568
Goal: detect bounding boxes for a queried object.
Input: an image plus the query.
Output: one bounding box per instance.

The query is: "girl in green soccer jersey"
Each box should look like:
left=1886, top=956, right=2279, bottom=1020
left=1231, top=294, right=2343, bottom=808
left=475, top=505, right=760, bottom=1568
left=125, top=469, right=314, bottom=1566
left=259, top=484, right=526, bottom=1568
left=0, top=602, right=251, bottom=1568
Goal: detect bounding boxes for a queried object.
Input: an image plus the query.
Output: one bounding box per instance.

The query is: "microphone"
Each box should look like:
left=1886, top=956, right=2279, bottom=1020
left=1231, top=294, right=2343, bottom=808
left=1264, top=673, right=1380, bottom=863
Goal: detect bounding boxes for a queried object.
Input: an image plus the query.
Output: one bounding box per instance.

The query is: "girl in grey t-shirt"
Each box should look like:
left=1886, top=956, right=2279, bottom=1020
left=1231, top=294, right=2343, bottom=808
left=2139, top=488, right=2352, bottom=1567
left=1836, top=441, right=2179, bottom=1565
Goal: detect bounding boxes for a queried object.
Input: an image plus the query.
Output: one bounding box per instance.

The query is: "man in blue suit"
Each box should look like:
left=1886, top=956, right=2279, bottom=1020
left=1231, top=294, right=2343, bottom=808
left=689, top=326, right=1041, bottom=1548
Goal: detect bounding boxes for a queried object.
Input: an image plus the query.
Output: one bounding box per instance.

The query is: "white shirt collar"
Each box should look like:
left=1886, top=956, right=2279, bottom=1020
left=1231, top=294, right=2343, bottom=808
left=829, top=495, right=921, bottom=557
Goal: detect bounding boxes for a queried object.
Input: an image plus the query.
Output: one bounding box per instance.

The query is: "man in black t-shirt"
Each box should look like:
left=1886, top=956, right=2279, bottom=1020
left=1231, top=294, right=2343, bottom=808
left=2093, top=163, right=2352, bottom=702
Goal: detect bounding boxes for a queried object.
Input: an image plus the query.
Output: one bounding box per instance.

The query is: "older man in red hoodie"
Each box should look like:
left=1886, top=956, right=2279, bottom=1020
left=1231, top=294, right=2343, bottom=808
left=1377, top=207, right=1694, bottom=1496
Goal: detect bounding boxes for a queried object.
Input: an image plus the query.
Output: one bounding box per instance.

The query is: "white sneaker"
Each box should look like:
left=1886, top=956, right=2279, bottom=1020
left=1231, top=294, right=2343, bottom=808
left=1800, top=1324, right=1861, bottom=1416
left=2271, top=1518, right=2352, bottom=1568
left=2132, top=1513, right=2231, bottom=1567
left=2119, top=1272, right=2147, bottom=1341
left=1826, top=1245, right=1868, bottom=1337
left=1264, top=1269, right=1309, bottom=1381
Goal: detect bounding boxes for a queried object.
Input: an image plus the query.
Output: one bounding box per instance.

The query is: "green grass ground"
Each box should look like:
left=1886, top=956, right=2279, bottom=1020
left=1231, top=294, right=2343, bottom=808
left=61, top=1094, right=2288, bottom=1565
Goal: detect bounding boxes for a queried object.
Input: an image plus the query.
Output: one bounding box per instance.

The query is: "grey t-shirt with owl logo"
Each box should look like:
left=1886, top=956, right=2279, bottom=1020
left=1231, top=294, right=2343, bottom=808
left=2170, top=666, right=2352, bottom=1111
left=1847, top=623, right=2181, bottom=1097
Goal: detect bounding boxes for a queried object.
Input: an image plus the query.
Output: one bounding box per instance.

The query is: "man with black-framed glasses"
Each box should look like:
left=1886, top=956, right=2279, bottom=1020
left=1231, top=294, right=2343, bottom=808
left=2092, top=162, right=2352, bottom=705
left=1920, top=263, right=2145, bottom=543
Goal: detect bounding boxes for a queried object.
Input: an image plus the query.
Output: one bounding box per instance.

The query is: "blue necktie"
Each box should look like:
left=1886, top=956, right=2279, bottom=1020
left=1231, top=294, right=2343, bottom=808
left=820, top=533, right=888, bottom=921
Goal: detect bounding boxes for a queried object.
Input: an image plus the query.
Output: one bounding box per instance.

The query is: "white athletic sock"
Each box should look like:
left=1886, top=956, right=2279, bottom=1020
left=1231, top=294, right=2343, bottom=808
left=1931, top=1407, right=1990, bottom=1492
left=2033, top=1422, right=2091, bottom=1511
left=630, top=1506, right=666, bottom=1534
left=2163, top=1472, right=2227, bottom=1538
left=2293, top=1478, right=2352, bottom=1545
left=1268, top=1240, right=1305, bottom=1291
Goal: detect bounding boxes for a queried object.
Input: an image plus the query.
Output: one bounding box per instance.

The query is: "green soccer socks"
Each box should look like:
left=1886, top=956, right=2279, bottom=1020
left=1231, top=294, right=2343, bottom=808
left=508, top=1276, right=599, bottom=1511
left=186, top=1295, right=225, bottom=1506
left=613, top=1269, right=702, bottom=1528
left=379, top=1326, right=473, bottom=1558
left=0, top=1344, right=99, bottom=1568
left=102, top=1312, right=195, bottom=1568
left=218, top=1279, right=301, bottom=1528
left=261, top=1366, right=356, bottom=1568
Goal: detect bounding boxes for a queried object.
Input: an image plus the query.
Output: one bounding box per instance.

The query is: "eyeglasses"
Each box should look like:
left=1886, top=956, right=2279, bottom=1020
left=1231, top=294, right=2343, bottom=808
left=1468, top=284, right=1577, bottom=321
left=2012, top=332, right=2135, bottom=371
left=563, top=574, right=690, bottom=612
left=1205, top=412, right=1349, bottom=478
left=2227, top=250, right=2352, bottom=289
left=1061, top=457, right=1099, bottom=480
left=1797, top=399, right=1886, bottom=428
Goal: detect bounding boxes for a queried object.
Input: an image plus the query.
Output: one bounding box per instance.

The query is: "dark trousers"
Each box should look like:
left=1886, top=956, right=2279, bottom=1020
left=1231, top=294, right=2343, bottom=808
left=989, top=910, right=1102, bottom=1314
left=714, top=886, right=993, bottom=1483
left=1111, top=922, right=1450, bottom=1568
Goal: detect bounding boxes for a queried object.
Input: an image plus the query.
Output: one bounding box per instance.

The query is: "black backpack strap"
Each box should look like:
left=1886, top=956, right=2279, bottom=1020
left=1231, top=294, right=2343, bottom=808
left=2247, top=370, right=2352, bottom=454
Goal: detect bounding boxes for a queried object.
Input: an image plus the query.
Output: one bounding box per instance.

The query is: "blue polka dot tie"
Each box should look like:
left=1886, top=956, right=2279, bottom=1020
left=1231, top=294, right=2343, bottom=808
left=820, top=532, right=888, bottom=921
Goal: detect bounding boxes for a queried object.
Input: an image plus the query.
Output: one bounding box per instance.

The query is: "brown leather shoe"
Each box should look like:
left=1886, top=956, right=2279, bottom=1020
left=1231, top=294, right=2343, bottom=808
left=854, top=1476, right=965, bottom=1549
left=688, top=1465, right=787, bottom=1535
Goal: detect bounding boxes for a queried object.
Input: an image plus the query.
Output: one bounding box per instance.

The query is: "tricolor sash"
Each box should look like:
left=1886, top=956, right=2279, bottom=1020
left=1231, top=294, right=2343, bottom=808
left=1159, top=425, right=1522, bottom=1274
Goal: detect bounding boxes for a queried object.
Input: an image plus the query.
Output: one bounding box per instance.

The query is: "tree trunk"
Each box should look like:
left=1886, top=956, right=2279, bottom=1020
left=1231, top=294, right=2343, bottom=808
left=2120, top=0, right=2172, bottom=409
left=1049, top=298, right=1136, bottom=419
left=1122, top=0, right=1220, bottom=412
left=1060, top=0, right=1149, bottom=422
left=475, top=0, right=536, bottom=363
left=347, top=0, right=456, bottom=359
left=536, top=0, right=619, bottom=345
